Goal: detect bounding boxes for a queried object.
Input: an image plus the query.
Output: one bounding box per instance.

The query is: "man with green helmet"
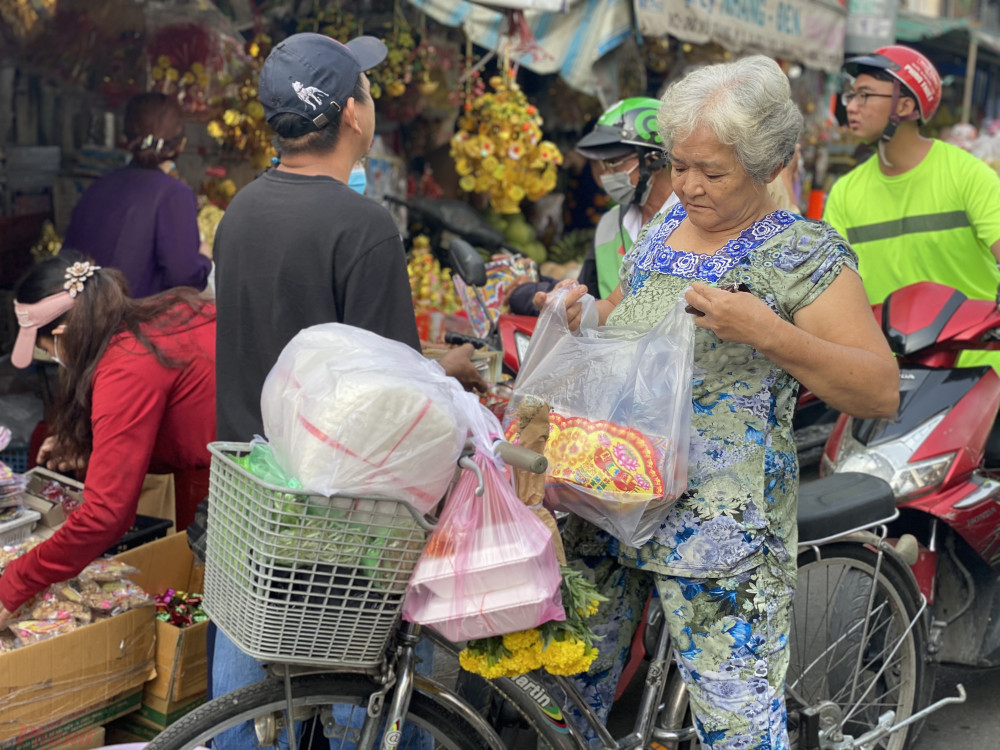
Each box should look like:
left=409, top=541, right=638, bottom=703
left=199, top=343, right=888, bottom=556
left=575, top=97, right=678, bottom=298
left=507, top=97, right=676, bottom=315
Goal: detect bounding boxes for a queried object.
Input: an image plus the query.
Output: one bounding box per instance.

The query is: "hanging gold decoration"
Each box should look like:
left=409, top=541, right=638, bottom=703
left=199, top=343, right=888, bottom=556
left=204, top=34, right=276, bottom=171
left=450, top=67, right=562, bottom=215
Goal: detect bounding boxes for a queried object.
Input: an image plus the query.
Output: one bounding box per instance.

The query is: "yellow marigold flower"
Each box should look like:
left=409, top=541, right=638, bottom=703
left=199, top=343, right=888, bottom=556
left=459, top=175, right=476, bottom=193
left=542, top=637, right=595, bottom=676
left=455, top=158, right=473, bottom=176
left=503, top=629, right=542, bottom=651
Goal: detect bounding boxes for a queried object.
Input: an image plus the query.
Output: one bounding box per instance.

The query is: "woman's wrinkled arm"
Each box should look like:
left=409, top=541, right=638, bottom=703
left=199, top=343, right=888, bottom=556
left=684, top=270, right=899, bottom=418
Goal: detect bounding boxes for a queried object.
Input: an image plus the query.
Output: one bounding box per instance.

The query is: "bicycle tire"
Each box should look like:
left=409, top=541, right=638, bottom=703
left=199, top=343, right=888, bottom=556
left=789, top=541, right=933, bottom=750
left=146, top=672, right=502, bottom=750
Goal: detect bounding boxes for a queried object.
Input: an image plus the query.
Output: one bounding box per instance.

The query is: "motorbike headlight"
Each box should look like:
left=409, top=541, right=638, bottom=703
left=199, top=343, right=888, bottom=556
left=514, top=331, right=532, bottom=368
left=831, top=413, right=954, bottom=501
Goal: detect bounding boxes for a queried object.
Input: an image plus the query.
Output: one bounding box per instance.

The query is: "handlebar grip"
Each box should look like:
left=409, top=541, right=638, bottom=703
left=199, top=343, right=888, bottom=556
left=494, top=441, right=548, bottom=474
left=444, top=332, right=488, bottom=349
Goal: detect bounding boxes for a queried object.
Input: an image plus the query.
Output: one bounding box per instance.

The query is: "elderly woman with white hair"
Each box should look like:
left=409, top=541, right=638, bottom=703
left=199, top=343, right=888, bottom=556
left=539, top=55, right=899, bottom=747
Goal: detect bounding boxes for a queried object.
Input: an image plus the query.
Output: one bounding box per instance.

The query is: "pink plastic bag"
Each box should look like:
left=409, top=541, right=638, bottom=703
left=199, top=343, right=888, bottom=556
left=402, top=450, right=564, bottom=642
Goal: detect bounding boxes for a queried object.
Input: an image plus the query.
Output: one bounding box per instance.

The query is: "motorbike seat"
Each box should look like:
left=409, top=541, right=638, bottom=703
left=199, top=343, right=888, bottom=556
left=797, top=472, right=896, bottom=545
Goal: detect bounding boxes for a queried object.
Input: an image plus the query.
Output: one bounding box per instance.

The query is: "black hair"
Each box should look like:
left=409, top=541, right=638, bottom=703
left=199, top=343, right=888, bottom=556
left=272, top=76, right=369, bottom=157
left=123, top=93, right=186, bottom=168
left=14, top=249, right=213, bottom=461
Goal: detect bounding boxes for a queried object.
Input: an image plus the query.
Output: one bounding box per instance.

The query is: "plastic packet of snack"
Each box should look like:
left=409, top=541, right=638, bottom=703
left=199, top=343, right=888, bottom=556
left=0, top=636, right=18, bottom=653
left=31, top=588, right=92, bottom=623
left=78, top=559, right=139, bottom=583
left=81, top=580, right=150, bottom=615
left=10, top=618, right=77, bottom=646
left=0, top=536, right=44, bottom=574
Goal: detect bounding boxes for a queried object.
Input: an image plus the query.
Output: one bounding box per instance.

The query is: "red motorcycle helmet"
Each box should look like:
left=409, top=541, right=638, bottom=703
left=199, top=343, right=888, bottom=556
left=844, top=45, right=942, bottom=124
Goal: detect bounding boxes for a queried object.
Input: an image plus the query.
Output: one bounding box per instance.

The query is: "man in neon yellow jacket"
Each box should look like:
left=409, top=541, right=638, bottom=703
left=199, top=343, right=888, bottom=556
left=824, top=45, right=1000, bottom=369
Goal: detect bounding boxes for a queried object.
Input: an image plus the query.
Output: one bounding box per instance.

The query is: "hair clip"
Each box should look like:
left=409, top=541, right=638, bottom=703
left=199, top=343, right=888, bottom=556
left=139, top=135, right=165, bottom=152
left=63, top=261, right=101, bottom=298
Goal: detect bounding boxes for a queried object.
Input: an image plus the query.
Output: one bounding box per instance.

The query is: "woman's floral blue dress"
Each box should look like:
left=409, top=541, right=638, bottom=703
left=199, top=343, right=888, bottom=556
left=561, top=203, right=857, bottom=750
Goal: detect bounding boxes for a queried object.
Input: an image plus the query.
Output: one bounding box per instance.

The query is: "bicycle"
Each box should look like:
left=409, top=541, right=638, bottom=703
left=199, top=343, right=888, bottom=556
left=147, top=444, right=963, bottom=750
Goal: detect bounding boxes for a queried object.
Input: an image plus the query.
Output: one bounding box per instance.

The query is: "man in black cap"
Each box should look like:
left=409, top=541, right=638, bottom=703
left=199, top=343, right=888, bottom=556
left=213, top=32, right=484, bottom=447
left=209, top=32, right=480, bottom=748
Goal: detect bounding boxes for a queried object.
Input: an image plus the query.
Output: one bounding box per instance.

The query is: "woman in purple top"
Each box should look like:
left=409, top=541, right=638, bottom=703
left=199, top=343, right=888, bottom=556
left=63, top=93, right=212, bottom=298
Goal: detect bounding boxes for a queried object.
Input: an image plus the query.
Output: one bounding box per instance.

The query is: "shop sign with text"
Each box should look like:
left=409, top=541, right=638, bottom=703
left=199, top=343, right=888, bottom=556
left=635, top=0, right=847, bottom=72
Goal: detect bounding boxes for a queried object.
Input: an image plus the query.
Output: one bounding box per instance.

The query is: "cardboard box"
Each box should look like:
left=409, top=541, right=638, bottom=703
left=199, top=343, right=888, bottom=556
left=0, top=608, right=154, bottom=743
left=117, top=533, right=208, bottom=703
left=138, top=688, right=206, bottom=730
left=1, top=689, right=140, bottom=750
left=19, top=467, right=83, bottom=531
left=41, top=725, right=104, bottom=750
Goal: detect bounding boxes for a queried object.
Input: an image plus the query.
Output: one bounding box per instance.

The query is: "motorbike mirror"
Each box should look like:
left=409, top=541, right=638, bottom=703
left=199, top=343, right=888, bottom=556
left=448, top=238, right=487, bottom=287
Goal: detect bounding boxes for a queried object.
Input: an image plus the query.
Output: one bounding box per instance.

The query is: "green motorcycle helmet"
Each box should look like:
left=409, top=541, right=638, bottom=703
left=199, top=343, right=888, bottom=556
left=575, top=97, right=664, bottom=161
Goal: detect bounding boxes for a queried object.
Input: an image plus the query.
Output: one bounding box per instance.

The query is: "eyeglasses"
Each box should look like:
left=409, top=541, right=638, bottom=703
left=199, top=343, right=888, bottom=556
left=841, top=91, right=894, bottom=107
left=599, top=154, right=638, bottom=172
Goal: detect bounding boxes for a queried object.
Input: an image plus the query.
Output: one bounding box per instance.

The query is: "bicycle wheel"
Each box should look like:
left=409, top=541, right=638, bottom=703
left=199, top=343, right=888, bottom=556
left=788, top=542, right=932, bottom=750
left=146, top=672, right=501, bottom=750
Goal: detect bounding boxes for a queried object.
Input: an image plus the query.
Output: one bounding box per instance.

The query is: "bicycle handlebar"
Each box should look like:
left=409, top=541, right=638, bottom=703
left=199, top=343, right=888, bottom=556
left=494, top=440, right=548, bottom=474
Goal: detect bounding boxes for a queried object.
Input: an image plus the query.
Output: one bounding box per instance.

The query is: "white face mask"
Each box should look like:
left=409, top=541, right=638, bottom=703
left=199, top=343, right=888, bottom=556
left=600, top=162, right=650, bottom=206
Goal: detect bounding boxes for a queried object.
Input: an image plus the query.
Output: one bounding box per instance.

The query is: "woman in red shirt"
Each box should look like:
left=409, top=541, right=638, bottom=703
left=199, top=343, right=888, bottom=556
left=0, top=251, right=215, bottom=622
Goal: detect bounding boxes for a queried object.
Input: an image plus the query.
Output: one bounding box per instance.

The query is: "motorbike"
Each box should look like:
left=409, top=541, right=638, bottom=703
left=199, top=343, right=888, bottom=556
left=820, top=280, right=1000, bottom=670
left=389, top=194, right=538, bottom=377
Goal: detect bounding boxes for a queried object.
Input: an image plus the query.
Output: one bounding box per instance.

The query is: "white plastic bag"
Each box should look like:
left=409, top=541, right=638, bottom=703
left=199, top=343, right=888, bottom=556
left=261, top=324, right=467, bottom=513
left=505, top=288, right=695, bottom=546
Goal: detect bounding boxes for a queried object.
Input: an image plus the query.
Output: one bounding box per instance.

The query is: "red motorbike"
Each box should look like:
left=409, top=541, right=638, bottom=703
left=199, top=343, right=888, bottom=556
left=821, top=281, right=1000, bottom=669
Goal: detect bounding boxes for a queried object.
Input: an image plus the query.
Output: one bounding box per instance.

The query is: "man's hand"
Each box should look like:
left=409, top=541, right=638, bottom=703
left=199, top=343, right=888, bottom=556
left=439, top=343, right=489, bottom=393
left=37, top=436, right=87, bottom=474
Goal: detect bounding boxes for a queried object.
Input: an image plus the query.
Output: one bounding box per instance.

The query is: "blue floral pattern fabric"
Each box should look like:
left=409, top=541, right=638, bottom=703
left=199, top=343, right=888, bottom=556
left=609, top=205, right=857, bottom=579
left=655, top=560, right=795, bottom=749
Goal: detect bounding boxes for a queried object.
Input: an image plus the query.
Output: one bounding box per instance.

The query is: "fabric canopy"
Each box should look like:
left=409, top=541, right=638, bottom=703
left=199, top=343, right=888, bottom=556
left=407, top=0, right=633, bottom=102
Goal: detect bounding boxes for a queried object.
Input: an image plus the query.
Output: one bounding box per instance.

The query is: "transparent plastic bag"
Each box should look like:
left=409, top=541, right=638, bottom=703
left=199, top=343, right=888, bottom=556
left=261, top=324, right=468, bottom=513
left=402, top=449, right=564, bottom=642
left=504, top=287, right=694, bottom=546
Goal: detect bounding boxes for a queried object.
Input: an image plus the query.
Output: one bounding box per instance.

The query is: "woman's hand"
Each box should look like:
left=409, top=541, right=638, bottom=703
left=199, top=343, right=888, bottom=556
left=37, top=436, right=88, bottom=474
left=0, top=604, right=11, bottom=629
left=532, top=280, right=591, bottom=331
left=684, top=283, right=780, bottom=348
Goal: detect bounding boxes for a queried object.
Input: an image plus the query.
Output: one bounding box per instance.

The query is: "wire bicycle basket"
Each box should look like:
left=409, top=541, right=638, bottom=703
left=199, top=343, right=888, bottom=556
left=203, top=442, right=430, bottom=669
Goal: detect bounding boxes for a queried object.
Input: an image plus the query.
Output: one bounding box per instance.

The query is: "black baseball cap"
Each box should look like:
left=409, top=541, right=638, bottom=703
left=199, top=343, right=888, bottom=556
left=259, top=32, right=387, bottom=138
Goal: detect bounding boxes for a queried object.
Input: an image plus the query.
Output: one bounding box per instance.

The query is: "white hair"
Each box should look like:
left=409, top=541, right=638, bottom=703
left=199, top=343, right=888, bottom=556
left=656, top=56, right=803, bottom=183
